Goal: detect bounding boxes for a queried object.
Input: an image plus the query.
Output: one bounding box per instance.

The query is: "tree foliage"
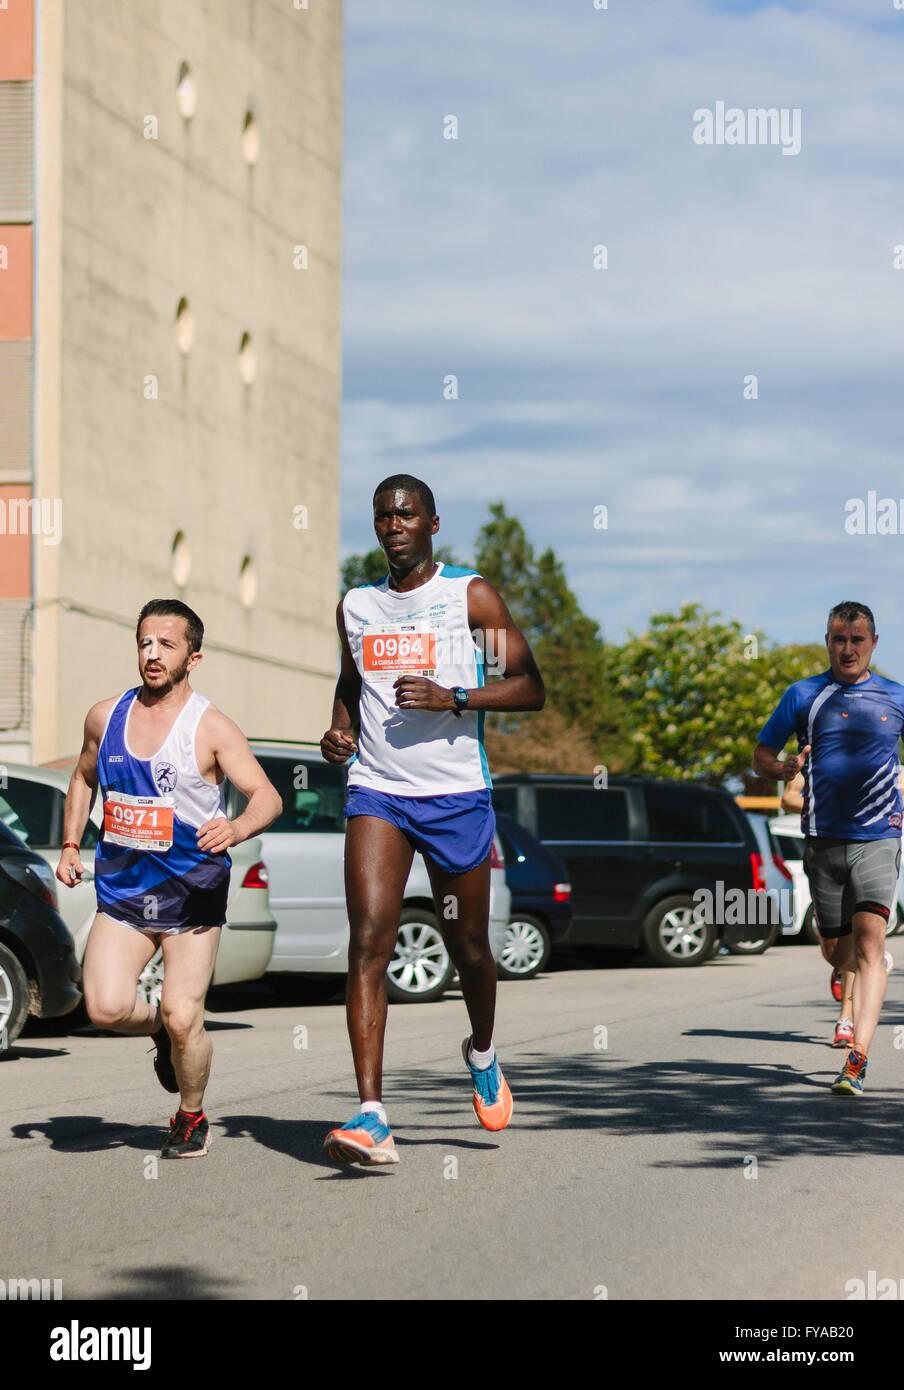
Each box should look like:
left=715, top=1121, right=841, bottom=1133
left=608, top=603, right=826, bottom=782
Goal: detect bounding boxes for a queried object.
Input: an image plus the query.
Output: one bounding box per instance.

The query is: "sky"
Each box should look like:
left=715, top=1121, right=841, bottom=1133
left=342, top=0, right=904, bottom=673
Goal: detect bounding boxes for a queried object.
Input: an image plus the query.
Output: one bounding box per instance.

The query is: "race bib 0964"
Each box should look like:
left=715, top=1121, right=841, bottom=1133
left=361, top=623, right=437, bottom=684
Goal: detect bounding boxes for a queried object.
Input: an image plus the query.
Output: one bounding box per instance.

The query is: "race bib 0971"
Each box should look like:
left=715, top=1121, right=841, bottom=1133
left=103, top=790, right=174, bottom=852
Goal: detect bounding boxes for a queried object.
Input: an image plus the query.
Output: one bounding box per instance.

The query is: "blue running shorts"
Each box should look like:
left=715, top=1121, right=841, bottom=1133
left=344, top=787, right=496, bottom=875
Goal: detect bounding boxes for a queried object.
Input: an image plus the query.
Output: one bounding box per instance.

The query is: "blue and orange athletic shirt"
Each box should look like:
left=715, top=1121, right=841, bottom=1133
left=758, top=670, right=904, bottom=841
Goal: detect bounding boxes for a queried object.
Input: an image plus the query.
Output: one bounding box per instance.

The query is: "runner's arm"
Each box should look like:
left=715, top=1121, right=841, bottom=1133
left=322, top=599, right=362, bottom=764
left=753, top=742, right=810, bottom=783
left=56, top=701, right=110, bottom=885
left=780, top=771, right=805, bottom=813
left=462, top=578, right=545, bottom=712
left=201, top=712, right=282, bottom=850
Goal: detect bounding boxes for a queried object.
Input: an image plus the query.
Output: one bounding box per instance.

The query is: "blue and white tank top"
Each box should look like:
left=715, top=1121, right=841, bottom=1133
left=342, top=563, right=493, bottom=796
left=94, top=688, right=231, bottom=928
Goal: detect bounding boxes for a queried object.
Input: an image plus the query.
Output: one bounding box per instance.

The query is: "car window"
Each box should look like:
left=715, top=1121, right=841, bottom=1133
left=491, top=786, right=519, bottom=820
left=644, top=784, right=743, bottom=844
left=536, top=786, right=630, bottom=841
left=0, top=778, right=57, bottom=847
left=257, top=757, right=346, bottom=833
left=773, top=833, right=803, bottom=861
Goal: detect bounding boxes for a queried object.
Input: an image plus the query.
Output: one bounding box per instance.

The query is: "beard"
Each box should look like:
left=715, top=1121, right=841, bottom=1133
left=142, top=654, right=192, bottom=696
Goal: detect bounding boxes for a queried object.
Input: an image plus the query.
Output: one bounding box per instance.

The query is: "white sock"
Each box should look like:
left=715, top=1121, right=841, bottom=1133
left=468, top=1040, right=495, bottom=1070
left=360, top=1100, right=388, bottom=1126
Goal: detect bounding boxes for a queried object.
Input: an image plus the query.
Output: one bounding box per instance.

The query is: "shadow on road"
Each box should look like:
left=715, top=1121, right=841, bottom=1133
left=102, top=1264, right=240, bottom=1300
left=10, top=1114, right=163, bottom=1152
left=378, top=1052, right=904, bottom=1170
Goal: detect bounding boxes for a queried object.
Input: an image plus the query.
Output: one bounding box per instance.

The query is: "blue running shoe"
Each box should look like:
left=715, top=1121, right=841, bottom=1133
left=831, top=1049, right=868, bottom=1096
left=323, top=1111, right=399, bottom=1165
left=461, top=1036, right=513, bottom=1131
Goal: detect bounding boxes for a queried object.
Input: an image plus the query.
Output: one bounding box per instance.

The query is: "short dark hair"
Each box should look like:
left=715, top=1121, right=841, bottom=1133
left=826, top=601, right=875, bottom=637
left=136, top=599, right=204, bottom=653
left=372, top=474, right=436, bottom=517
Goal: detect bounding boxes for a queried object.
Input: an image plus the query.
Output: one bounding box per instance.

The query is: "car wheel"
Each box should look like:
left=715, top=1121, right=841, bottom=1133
left=497, top=914, right=551, bottom=981
left=801, top=904, right=821, bottom=945
left=136, top=947, right=164, bottom=1009
left=726, top=920, right=781, bottom=955
left=0, top=942, right=30, bottom=1053
left=385, top=909, right=455, bottom=1003
left=642, top=895, right=715, bottom=967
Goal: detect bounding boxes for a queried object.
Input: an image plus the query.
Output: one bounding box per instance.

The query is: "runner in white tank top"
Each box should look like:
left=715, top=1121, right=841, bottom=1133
left=56, top=600, right=281, bottom=1159
left=321, top=476, right=545, bottom=1167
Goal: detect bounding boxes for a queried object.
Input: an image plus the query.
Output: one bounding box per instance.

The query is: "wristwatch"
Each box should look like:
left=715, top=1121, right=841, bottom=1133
left=450, top=686, right=469, bottom=715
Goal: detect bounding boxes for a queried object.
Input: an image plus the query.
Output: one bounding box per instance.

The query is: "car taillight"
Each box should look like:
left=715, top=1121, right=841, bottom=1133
left=490, top=837, right=504, bottom=870
left=241, top=861, right=269, bottom=889
left=553, top=882, right=571, bottom=902
left=750, top=852, right=767, bottom=892
left=772, top=852, right=793, bottom=882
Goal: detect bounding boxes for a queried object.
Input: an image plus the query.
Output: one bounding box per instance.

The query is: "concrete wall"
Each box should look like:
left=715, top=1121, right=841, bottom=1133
left=33, top=0, right=342, bottom=758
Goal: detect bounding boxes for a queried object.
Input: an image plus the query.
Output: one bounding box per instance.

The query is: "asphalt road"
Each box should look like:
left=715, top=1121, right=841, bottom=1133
left=3, top=943, right=903, bottom=1301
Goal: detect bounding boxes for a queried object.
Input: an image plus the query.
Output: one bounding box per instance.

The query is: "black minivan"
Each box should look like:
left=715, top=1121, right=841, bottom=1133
left=491, top=774, right=771, bottom=967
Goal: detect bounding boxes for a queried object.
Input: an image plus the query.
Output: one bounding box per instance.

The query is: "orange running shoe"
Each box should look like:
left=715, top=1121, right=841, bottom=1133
left=322, top=1112, right=399, bottom=1166
left=833, top=1018, right=854, bottom=1049
left=461, top=1037, right=513, bottom=1131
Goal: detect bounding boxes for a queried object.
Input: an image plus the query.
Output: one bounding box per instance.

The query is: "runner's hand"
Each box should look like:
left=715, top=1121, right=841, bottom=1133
left=782, top=744, right=811, bottom=779
left=56, top=846, right=84, bottom=888
left=393, top=676, right=456, bottom=711
left=321, top=729, right=358, bottom=763
left=196, top=817, right=239, bottom=853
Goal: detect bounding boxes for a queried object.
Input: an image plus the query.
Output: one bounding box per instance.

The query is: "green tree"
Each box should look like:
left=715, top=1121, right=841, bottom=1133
left=608, top=603, right=826, bottom=782
left=474, top=503, right=631, bottom=772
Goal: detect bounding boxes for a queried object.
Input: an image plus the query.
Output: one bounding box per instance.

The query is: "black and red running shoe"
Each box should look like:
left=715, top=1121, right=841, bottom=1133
left=161, top=1109, right=210, bottom=1159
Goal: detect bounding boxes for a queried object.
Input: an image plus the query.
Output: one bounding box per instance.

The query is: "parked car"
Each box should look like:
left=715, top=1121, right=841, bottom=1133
left=236, top=742, right=512, bottom=1003
left=769, top=813, right=904, bottom=942
left=735, top=811, right=795, bottom=953
left=0, top=818, right=81, bottom=1052
left=493, top=812, right=572, bottom=979
left=490, top=774, right=772, bottom=966
left=0, top=763, right=277, bottom=1006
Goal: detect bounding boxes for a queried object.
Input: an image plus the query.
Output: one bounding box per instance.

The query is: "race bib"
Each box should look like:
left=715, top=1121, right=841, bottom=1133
left=361, top=622, right=438, bottom=685
left=103, top=790, right=174, bottom=852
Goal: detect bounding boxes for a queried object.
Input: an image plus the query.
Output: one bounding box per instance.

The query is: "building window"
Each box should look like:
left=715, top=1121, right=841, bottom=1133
left=238, top=556, right=257, bottom=608
left=176, top=62, right=196, bottom=119
left=175, top=297, right=194, bottom=354
left=171, top=531, right=191, bottom=586
left=238, top=331, right=256, bottom=384
left=241, top=109, right=259, bottom=165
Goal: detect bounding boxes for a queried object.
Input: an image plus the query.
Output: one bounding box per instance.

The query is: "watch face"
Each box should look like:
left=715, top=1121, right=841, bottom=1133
left=454, top=687, right=468, bottom=707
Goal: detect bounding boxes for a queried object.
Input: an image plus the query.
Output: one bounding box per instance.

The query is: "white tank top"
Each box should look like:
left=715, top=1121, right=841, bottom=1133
left=103, top=688, right=227, bottom=828
left=342, top=563, right=492, bottom=796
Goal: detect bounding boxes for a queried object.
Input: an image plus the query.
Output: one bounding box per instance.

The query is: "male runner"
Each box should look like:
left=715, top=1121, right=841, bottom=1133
left=56, top=599, right=281, bottom=1156
left=782, top=769, right=894, bottom=1046
left=321, top=475, right=545, bottom=1164
left=754, top=601, right=903, bottom=1094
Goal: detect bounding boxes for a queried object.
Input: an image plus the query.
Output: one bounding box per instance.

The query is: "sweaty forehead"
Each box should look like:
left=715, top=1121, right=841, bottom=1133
left=374, top=490, right=421, bottom=515
left=138, top=617, right=188, bottom=642
left=828, top=620, right=872, bottom=638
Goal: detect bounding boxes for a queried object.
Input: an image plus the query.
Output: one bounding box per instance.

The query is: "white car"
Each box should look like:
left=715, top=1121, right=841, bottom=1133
left=0, top=763, right=278, bottom=1004
left=769, top=813, right=903, bottom=940
left=235, top=742, right=512, bottom=1003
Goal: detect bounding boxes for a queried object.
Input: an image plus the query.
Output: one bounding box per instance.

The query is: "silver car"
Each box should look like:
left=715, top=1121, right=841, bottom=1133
left=0, top=763, right=277, bottom=1005
left=234, top=742, right=512, bottom=1003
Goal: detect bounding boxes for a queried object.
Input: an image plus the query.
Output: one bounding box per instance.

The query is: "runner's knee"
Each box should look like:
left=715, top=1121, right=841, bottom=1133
left=160, top=1002, right=205, bottom=1043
